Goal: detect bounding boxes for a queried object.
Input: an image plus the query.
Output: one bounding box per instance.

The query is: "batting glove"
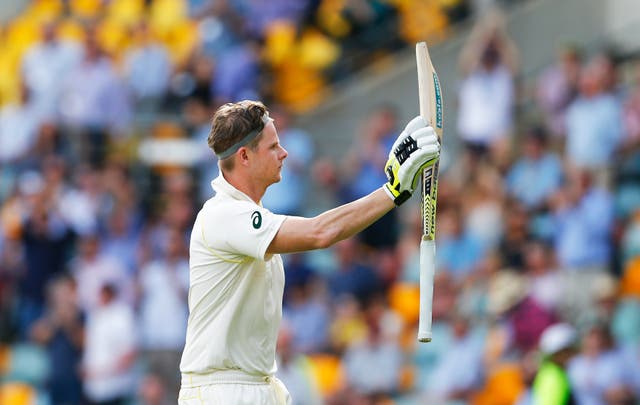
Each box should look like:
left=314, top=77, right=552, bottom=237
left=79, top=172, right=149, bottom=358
left=383, top=116, right=440, bottom=206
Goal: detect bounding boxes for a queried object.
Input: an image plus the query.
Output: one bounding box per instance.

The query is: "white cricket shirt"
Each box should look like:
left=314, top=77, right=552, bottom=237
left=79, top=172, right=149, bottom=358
left=179, top=174, right=287, bottom=376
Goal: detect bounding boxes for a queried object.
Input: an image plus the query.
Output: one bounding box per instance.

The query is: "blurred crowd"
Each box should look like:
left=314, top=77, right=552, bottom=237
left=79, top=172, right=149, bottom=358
left=2, top=1, right=640, bottom=405
left=0, top=0, right=476, bottom=115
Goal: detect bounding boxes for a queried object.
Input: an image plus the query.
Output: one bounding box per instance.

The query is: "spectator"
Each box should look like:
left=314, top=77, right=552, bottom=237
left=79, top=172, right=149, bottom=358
left=488, top=271, right=558, bottom=354
left=328, top=295, right=368, bottom=354
left=212, top=42, right=260, bottom=104
left=82, top=283, right=137, bottom=405
left=536, top=45, right=582, bottom=136
left=569, top=324, right=636, bottom=405
left=138, top=227, right=189, bottom=402
left=327, top=238, right=381, bottom=304
left=499, top=199, right=532, bottom=269
left=55, top=163, right=102, bottom=237
left=59, top=28, right=132, bottom=163
left=530, top=323, right=578, bottom=405
left=506, top=127, right=564, bottom=211
left=183, top=98, right=219, bottom=201
left=29, top=275, right=84, bottom=405
left=436, top=205, right=486, bottom=280
left=463, top=162, right=505, bottom=251
left=21, top=21, right=82, bottom=118
left=343, top=309, right=403, bottom=398
left=136, top=373, right=172, bottom=405
left=123, top=22, right=172, bottom=107
left=551, top=168, right=614, bottom=270
left=622, top=63, right=640, bottom=150
left=423, top=315, right=484, bottom=402
left=342, top=105, right=401, bottom=249
left=0, top=85, right=42, bottom=166
left=72, top=234, right=133, bottom=313
left=18, top=173, right=75, bottom=337
left=523, top=240, right=564, bottom=312
left=457, top=11, right=517, bottom=159
left=283, top=253, right=315, bottom=306
left=101, top=207, right=141, bottom=275
left=283, top=282, right=330, bottom=354
left=276, top=323, right=322, bottom=405
left=565, top=59, right=623, bottom=169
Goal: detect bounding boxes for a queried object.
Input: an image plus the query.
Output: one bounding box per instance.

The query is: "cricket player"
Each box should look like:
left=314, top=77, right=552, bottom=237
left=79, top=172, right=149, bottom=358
left=178, top=100, right=440, bottom=404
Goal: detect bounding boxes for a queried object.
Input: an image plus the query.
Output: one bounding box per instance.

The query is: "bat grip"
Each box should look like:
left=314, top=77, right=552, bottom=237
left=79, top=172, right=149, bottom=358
left=418, top=237, right=435, bottom=342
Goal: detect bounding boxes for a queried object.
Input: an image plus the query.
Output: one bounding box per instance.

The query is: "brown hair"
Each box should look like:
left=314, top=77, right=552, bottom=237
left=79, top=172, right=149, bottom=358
left=208, top=100, right=268, bottom=171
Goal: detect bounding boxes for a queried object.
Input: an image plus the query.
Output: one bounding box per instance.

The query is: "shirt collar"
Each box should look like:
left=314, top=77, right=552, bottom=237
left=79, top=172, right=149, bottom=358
left=211, top=172, right=259, bottom=204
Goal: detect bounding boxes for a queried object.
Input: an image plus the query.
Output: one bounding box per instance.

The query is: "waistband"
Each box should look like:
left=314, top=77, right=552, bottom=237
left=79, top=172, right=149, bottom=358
left=181, top=369, right=275, bottom=388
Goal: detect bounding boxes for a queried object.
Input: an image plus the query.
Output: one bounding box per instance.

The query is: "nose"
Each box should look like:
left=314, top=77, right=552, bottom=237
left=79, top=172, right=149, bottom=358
left=279, top=146, right=288, bottom=160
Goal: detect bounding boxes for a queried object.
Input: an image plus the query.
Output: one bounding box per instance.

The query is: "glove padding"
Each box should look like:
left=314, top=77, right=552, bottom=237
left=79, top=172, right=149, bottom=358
left=383, top=116, right=440, bottom=206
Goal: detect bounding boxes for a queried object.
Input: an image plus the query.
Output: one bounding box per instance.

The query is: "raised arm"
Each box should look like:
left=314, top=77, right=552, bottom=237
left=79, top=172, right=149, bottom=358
left=267, top=116, right=440, bottom=254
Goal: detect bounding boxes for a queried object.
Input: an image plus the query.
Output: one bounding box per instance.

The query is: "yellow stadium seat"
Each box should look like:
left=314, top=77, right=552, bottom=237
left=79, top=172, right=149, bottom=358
left=163, top=20, right=199, bottom=66
left=316, top=0, right=351, bottom=38
left=106, top=0, right=145, bottom=27
left=298, top=28, right=340, bottom=70
left=329, top=316, right=367, bottom=351
left=471, top=363, right=525, bottom=405
left=0, top=345, right=9, bottom=374
left=307, top=354, right=345, bottom=397
left=69, top=0, right=103, bottom=19
left=150, top=0, right=187, bottom=37
left=388, top=283, right=421, bottom=325
left=263, top=21, right=296, bottom=67
left=23, top=0, right=63, bottom=22
left=57, top=18, right=86, bottom=43
left=96, top=18, right=131, bottom=59
left=6, top=17, right=41, bottom=57
left=271, top=61, right=326, bottom=113
left=0, top=382, right=36, bottom=405
left=621, top=257, right=640, bottom=298
left=395, top=0, right=449, bottom=44
left=0, top=29, right=23, bottom=107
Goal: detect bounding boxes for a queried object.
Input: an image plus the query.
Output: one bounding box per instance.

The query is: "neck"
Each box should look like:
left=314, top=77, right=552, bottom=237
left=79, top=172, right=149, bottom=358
left=222, top=170, right=266, bottom=204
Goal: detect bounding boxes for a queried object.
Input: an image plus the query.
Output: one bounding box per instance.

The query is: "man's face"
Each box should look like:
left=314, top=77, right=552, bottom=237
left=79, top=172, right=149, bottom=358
left=250, top=121, right=288, bottom=187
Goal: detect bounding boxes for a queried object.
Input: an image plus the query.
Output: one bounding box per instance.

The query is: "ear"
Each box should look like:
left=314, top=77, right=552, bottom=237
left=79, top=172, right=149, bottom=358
left=238, top=147, right=250, bottom=166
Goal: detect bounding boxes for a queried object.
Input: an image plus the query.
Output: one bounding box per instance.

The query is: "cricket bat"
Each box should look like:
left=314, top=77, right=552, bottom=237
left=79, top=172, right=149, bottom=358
left=416, top=42, right=443, bottom=343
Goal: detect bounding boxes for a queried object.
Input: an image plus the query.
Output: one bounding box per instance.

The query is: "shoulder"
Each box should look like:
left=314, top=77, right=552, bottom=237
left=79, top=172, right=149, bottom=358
left=200, top=197, right=266, bottom=222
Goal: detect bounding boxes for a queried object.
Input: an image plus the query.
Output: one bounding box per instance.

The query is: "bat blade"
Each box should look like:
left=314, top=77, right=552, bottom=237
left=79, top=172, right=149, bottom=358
left=416, top=42, right=443, bottom=343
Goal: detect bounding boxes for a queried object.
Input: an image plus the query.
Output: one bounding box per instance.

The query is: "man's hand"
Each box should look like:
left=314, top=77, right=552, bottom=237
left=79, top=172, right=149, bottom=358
left=383, top=116, right=440, bottom=206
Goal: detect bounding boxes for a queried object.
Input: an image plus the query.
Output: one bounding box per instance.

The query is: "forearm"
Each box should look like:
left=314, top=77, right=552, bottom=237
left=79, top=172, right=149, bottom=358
left=314, top=187, right=394, bottom=246
left=267, top=188, right=394, bottom=254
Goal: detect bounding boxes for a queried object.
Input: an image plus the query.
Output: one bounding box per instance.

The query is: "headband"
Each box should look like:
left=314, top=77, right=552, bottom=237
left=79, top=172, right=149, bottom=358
left=216, top=113, right=273, bottom=160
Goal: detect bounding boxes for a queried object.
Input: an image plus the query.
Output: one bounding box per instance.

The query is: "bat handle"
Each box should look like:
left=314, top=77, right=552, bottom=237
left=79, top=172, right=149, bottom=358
left=418, top=238, right=435, bottom=342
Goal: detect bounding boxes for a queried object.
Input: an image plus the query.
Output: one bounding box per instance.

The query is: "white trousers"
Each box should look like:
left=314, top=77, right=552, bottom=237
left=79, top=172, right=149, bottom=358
left=178, top=370, right=291, bottom=405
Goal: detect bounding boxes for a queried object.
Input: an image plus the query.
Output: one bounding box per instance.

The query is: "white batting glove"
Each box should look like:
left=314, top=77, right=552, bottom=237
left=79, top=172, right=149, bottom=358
left=383, top=116, right=440, bottom=206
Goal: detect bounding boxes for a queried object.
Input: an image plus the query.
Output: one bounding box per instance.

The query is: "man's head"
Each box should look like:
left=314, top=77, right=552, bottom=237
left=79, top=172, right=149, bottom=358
left=208, top=100, right=287, bottom=184
left=539, top=323, right=577, bottom=367
left=208, top=100, right=269, bottom=171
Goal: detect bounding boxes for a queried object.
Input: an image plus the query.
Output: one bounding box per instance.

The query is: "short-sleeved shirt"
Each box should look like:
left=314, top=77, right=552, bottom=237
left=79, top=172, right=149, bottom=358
left=179, top=174, right=287, bottom=376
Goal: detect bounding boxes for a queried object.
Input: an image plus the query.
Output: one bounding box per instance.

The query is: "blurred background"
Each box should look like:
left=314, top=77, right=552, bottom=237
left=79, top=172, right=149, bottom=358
left=1, top=0, right=640, bottom=404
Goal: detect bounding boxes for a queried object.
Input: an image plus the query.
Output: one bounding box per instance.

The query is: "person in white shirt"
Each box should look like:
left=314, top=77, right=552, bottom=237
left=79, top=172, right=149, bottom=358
left=178, top=100, right=440, bottom=404
left=83, top=283, right=137, bottom=405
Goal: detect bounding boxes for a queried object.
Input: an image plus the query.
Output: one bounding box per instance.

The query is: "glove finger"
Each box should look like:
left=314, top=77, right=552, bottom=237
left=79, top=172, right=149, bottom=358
left=412, top=128, right=439, bottom=147
left=415, top=144, right=440, bottom=159
left=400, top=145, right=439, bottom=175
left=404, top=115, right=428, bottom=134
